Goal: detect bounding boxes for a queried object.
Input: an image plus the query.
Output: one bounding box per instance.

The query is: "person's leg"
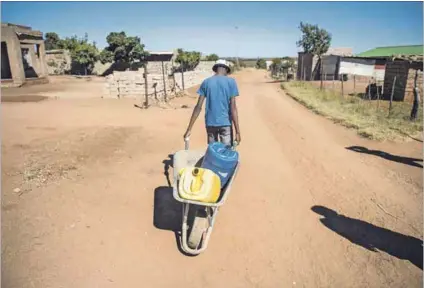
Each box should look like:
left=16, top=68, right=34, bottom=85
left=218, top=126, right=233, bottom=146
left=206, top=126, right=219, bottom=144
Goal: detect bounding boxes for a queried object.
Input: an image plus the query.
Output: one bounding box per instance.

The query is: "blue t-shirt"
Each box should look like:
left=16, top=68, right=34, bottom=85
left=197, top=75, right=239, bottom=127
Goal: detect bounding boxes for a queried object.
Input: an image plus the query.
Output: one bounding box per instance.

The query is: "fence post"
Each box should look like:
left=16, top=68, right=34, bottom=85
left=332, top=75, right=335, bottom=90
left=181, top=63, right=185, bottom=90
left=340, top=75, right=344, bottom=98
left=410, top=70, right=420, bottom=121
left=117, top=79, right=121, bottom=99
left=388, top=76, right=396, bottom=117
left=153, top=83, right=158, bottom=101
left=161, top=61, right=167, bottom=102
left=144, top=63, right=149, bottom=108
left=376, top=80, right=381, bottom=112
left=353, top=75, right=356, bottom=95
left=367, top=80, right=371, bottom=101
left=300, top=55, right=304, bottom=81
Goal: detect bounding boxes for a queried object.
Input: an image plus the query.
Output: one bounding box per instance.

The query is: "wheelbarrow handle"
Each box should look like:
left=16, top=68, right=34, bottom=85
left=184, top=137, right=190, bottom=150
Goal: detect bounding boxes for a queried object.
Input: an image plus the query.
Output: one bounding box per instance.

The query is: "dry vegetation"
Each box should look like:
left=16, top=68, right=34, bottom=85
left=282, top=81, right=423, bottom=141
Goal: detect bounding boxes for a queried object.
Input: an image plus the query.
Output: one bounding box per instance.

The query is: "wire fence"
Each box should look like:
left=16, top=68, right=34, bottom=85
left=309, top=73, right=418, bottom=119
left=275, top=63, right=423, bottom=141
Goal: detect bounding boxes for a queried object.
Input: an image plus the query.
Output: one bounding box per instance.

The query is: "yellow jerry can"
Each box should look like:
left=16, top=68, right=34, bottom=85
left=178, top=167, right=221, bottom=203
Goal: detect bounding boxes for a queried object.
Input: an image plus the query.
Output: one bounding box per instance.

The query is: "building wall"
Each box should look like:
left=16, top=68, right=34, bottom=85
left=383, top=60, right=410, bottom=101
left=1, top=24, right=48, bottom=85
left=1, top=26, right=25, bottom=85
left=45, top=50, right=71, bottom=75
left=297, top=52, right=314, bottom=80
left=339, top=58, right=386, bottom=82
left=339, top=61, right=375, bottom=77
left=1, top=42, right=12, bottom=79
left=20, top=43, right=44, bottom=78
left=103, top=61, right=215, bottom=100
left=405, top=68, right=424, bottom=103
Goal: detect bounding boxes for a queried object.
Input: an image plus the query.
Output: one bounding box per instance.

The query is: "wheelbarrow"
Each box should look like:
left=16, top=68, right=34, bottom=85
left=172, top=138, right=239, bottom=255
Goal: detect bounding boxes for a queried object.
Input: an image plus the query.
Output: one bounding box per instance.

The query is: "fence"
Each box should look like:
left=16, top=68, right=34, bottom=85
left=103, top=61, right=215, bottom=104
left=292, top=55, right=423, bottom=120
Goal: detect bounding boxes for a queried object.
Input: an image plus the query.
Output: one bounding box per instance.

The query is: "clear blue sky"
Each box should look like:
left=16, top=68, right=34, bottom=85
left=1, top=1, right=423, bottom=58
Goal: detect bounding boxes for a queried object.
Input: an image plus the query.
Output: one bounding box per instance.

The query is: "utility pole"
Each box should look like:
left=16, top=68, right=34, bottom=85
left=235, top=26, right=240, bottom=69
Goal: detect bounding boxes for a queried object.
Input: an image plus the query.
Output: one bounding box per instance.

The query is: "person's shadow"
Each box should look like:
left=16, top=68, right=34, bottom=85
left=312, top=206, right=423, bottom=270
left=346, top=146, right=423, bottom=168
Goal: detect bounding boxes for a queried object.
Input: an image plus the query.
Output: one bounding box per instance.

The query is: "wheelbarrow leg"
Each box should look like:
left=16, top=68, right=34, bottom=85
left=180, top=203, right=217, bottom=255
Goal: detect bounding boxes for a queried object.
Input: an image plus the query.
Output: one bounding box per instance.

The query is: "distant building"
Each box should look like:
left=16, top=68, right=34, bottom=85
left=325, top=47, right=353, bottom=56
left=1, top=22, right=48, bottom=87
left=297, top=47, right=354, bottom=81
left=265, top=60, right=272, bottom=70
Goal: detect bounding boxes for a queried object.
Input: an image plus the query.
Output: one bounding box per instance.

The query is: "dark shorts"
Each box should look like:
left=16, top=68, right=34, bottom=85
left=206, top=126, right=233, bottom=146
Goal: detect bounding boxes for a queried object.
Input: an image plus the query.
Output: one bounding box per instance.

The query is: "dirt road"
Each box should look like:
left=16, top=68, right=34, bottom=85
left=2, top=70, right=422, bottom=288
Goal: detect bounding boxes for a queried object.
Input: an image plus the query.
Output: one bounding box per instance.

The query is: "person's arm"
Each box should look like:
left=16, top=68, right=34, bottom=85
left=184, top=96, right=205, bottom=139
left=230, top=79, right=241, bottom=144
left=230, top=97, right=241, bottom=144
left=184, top=80, right=207, bottom=139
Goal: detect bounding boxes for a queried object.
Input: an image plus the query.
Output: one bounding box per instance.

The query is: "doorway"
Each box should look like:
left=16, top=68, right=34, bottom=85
left=1, top=42, right=12, bottom=79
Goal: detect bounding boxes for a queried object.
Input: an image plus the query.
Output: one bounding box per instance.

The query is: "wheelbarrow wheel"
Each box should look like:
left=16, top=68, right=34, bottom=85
left=188, top=208, right=208, bottom=249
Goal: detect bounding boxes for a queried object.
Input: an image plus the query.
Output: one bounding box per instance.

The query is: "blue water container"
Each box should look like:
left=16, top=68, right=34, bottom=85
left=201, top=142, right=239, bottom=188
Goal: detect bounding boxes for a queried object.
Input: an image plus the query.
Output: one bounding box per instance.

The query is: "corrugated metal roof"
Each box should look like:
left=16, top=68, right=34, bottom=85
left=325, top=47, right=353, bottom=56
left=357, top=45, right=423, bottom=57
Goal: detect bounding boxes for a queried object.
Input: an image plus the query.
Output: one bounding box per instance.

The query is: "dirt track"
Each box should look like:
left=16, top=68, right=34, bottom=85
left=2, top=70, right=423, bottom=287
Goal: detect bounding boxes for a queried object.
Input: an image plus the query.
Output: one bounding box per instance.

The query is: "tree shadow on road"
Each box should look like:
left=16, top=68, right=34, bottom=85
left=346, top=146, right=423, bottom=168
left=312, top=205, right=423, bottom=270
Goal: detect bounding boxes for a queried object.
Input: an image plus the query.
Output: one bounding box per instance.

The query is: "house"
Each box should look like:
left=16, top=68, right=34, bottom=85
left=297, top=47, right=353, bottom=81
left=1, top=22, right=48, bottom=87
left=382, top=56, right=423, bottom=102
left=357, top=45, right=423, bottom=102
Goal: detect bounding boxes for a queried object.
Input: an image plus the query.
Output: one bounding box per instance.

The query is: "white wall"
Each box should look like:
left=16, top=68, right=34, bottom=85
left=339, top=61, right=385, bottom=81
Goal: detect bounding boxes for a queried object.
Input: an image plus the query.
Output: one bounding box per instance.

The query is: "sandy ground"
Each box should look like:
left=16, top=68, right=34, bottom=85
left=1, top=70, right=423, bottom=288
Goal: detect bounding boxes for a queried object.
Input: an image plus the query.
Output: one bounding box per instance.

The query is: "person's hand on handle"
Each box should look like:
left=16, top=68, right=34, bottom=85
left=235, top=132, right=241, bottom=145
left=183, top=130, right=191, bottom=141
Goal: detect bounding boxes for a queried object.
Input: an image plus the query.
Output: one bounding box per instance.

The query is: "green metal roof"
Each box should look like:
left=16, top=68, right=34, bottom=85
left=357, top=45, right=423, bottom=57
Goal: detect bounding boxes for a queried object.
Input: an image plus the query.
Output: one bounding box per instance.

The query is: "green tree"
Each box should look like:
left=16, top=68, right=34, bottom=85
left=58, top=35, right=98, bottom=75
left=45, top=32, right=61, bottom=50
left=175, top=48, right=201, bottom=90
left=296, top=22, right=332, bottom=89
left=100, top=31, right=150, bottom=104
left=270, top=58, right=283, bottom=78
left=205, top=53, right=219, bottom=61
left=100, top=32, right=149, bottom=64
left=72, top=41, right=99, bottom=75
left=256, top=58, right=267, bottom=69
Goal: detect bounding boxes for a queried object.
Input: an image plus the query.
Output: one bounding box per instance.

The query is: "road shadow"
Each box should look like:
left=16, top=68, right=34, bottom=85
left=346, top=146, right=423, bottom=168
left=154, top=154, right=201, bottom=257
left=312, top=205, right=423, bottom=270
left=153, top=186, right=181, bottom=231
left=153, top=186, right=198, bottom=257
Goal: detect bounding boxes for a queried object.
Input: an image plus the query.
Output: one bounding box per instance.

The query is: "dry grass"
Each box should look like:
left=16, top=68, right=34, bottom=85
left=282, top=81, right=423, bottom=141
